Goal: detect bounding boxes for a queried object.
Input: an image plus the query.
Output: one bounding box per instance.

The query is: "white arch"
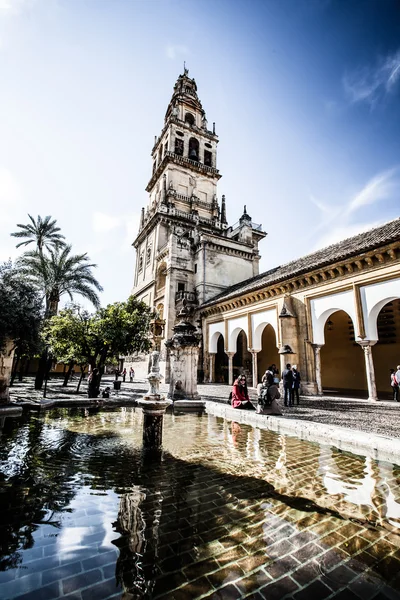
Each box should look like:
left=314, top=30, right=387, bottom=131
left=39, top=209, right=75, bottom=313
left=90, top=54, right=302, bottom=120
left=208, top=322, right=224, bottom=353
left=251, top=309, right=279, bottom=351
left=227, top=316, right=248, bottom=352
left=360, top=278, right=400, bottom=341
left=311, top=290, right=358, bottom=345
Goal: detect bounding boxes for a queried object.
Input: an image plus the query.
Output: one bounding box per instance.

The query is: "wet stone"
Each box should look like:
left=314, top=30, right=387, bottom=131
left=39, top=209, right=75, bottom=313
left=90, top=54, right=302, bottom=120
left=1, top=406, right=400, bottom=599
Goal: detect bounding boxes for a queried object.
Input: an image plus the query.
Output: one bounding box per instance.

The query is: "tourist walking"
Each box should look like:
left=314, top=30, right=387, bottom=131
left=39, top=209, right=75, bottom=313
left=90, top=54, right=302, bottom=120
left=231, top=375, right=255, bottom=410
left=129, top=367, right=135, bottom=382
left=282, top=364, right=293, bottom=407
left=292, top=365, right=301, bottom=405
left=391, top=368, right=399, bottom=402
left=122, top=368, right=127, bottom=382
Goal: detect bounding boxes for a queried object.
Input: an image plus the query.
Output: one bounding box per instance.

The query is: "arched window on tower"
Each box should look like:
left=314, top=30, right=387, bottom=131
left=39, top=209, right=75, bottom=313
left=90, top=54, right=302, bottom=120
left=204, top=150, right=212, bottom=166
left=185, top=112, right=195, bottom=126
left=156, top=262, right=167, bottom=290
left=175, top=137, right=184, bottom=156
left=188, top=138, right=199, bottom=162
left=138, top=253, right=144, bottom=272
left=146, top=246, right=152, bottom=265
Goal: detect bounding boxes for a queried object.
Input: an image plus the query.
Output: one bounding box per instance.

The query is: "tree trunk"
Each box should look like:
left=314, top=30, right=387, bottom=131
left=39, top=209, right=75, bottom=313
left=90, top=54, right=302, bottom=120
left=63, top=363, right=73, bottom=387
left=35, top=352, right=47, bottom=390
left=18, top=356, right=26, bottom=382
left=25, top=358, right=31, bottom=375
left=10, top=352, right=20, bottom=387
left=76, top=366, right=86, bottom=393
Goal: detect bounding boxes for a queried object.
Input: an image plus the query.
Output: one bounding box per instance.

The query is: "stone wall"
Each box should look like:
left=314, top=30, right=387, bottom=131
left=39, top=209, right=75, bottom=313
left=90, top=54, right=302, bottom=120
left=0, top=341, right=14, bottom=404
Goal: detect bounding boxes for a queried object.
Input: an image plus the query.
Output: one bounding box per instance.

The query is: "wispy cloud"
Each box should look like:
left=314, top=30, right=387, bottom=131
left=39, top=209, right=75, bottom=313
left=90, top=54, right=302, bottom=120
left=165, top=44, right=189, bottom=60
left=343, top=49, right=400, bottom=106
left=311, top=166, right=399, bottom=249
left=345, top=167, right=398, bottom=216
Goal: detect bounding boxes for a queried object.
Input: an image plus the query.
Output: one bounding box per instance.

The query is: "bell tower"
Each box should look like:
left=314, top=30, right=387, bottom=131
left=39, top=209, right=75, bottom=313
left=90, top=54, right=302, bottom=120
left=131, top=70, right=266, bottom=377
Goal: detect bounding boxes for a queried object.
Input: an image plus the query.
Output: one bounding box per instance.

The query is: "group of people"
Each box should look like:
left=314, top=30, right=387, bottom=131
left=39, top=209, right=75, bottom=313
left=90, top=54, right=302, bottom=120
left=114, top=367, right=135, bottom=382
left=390, top=366, right=400, bottom=401
left=230, top=363, right=301, bottom=412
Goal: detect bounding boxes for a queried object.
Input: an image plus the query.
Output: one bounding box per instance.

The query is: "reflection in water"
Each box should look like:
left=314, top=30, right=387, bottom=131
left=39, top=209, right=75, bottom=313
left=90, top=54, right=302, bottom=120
left=0, top=408, right=400, bottom=599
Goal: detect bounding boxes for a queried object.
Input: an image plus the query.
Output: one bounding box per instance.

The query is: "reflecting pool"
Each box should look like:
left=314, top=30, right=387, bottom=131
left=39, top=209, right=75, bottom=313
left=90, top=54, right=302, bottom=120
left=0, top=407, right=400, bottom=599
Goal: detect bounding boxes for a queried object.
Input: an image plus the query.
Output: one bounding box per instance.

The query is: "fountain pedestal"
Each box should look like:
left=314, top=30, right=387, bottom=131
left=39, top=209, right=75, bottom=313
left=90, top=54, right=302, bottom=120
left=137, top=350, right=172, bottom=450
left=165, top=305, right=205, bottom=409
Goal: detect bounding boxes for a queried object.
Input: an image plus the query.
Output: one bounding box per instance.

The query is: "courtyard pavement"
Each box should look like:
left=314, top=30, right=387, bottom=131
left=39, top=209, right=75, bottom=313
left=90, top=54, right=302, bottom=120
left=6, top=376, right=400, bottom=440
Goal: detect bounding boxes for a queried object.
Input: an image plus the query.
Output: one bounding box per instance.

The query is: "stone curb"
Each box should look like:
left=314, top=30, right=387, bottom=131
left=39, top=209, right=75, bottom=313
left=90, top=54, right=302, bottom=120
left=0, top=405, right=23, bottom=416
left=205, top=400, right=400, bottom=464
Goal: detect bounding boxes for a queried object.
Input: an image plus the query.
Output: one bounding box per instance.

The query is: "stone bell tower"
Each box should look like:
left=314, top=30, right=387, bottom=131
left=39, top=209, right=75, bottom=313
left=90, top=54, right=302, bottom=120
left=131, top=69, right=266, bottom=377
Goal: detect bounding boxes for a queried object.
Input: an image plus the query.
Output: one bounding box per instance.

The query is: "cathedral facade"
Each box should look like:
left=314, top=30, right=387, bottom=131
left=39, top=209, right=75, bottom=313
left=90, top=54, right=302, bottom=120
left=130, top=72, right=400, bottom=400
left=130, top=70, right=265, bottom=379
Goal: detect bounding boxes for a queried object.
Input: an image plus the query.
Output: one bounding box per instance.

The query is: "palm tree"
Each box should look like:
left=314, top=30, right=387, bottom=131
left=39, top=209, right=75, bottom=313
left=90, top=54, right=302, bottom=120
left=17, top=246, right=103, bottom=389
left=17, top=245, right=103, bottom=317
left=11, top=215, right=66, bottom=253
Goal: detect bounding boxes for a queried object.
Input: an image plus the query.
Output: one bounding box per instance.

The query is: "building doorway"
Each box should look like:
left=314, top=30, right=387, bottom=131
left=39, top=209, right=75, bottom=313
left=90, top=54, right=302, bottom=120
left=257, top=324, right=280, bottom=384
left=372, top=298, right=400, bottom=399
left=214, top=334, right=228, bottom=383
left=320, top=310, right=367, bottom=397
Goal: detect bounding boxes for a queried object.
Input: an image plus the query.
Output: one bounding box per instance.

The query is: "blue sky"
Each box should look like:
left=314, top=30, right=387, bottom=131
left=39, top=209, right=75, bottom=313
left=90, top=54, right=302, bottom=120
left=1, top=0, right=399, bottom=308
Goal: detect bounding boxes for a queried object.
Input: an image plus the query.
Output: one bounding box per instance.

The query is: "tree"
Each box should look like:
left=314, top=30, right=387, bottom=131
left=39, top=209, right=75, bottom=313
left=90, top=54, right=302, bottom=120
left=10, top=214, right=66, bottom=253
left=0, top=262, right=43, bottom=401
left=16, top=246, right=103, bottom=390
left=16, top=245, right=103, bottom=318
left=43, top=298, right=154, bottom=394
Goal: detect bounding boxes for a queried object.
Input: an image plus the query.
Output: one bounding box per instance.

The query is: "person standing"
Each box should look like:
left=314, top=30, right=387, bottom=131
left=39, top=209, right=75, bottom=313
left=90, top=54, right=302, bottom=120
left=115, top=368, right=120, bottom=381
left=292, top=365, right=301, bottom=405
left=282, top=363, right=293, bottom=407
left=391, top=368, right=399, bottom=402
left=129, top=367, right=135, bottom=383
left=88, top=368, right=100, bottom=399
left=122, top=368, right=127, bottom=383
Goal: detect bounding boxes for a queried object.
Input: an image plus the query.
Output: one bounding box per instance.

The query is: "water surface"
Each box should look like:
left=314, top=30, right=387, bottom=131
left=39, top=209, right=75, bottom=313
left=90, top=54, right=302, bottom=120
left=0, top=407, right=400, bottom=599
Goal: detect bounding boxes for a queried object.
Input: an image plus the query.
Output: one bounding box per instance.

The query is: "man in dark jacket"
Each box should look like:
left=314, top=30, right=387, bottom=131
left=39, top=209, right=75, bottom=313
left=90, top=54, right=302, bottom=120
left=282, top=363, right=293, bottom=407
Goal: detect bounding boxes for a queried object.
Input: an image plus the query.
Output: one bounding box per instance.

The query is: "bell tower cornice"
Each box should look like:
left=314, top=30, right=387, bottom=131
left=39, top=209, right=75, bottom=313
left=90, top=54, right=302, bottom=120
left=146, top=150, right=221, bottom=193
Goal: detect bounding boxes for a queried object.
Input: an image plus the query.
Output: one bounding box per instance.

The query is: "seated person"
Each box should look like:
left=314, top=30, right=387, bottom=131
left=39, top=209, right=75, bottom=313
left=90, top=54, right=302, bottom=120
left=257, top=380, right=282, bottom=415
left=257, top=369, right=274, bottom=397
left=231, top=375, right=255, bottom=410
left=101, top=387, right=110, bottom=399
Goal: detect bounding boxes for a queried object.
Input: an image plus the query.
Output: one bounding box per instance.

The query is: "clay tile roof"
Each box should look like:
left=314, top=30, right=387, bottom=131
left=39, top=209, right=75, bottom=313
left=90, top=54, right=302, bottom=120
left=200, top=217, right=400, bottom=309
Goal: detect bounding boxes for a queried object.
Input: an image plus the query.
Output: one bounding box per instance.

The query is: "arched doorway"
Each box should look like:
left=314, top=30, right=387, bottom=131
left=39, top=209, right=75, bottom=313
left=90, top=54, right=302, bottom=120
left=320, top=310, right=367, bottom=397
left=215, top=334, right=228, bottom=383
left=233, top=330, right=252, bottom=384
left=372, top=298, right=400, bottom=399
left=257, top=324, right=279, bottom=384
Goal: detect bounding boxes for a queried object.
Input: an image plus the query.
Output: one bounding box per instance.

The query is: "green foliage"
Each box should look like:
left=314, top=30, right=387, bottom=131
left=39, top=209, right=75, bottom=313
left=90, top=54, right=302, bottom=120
left=16, top=245, right=103, bottom=315
left=0, top=262, right=43, bottom=354
left=43, top=297, right=154, bottom=374
left=10, top=214, right=66, bottom=252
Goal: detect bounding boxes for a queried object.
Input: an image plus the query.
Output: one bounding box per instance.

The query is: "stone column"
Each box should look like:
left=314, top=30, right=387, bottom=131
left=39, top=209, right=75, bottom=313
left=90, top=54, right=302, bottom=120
left=358, top=341, right=378, bottom=401
left=209, top=353, right=216, bottom=383
left=250, top=350, right=259, bottom=389
left=227, top=352, right=235, bottom=386
left=312, top=344, right=323, bottom=396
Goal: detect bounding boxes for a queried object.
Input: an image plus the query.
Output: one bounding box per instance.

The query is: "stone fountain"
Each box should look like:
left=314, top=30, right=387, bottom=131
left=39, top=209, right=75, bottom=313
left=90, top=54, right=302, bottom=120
left=137, top=321, right=172, bottom=452
left=165, top=302, right=205, bottom=409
